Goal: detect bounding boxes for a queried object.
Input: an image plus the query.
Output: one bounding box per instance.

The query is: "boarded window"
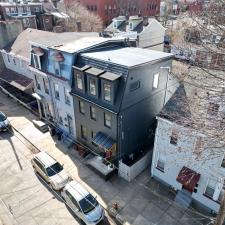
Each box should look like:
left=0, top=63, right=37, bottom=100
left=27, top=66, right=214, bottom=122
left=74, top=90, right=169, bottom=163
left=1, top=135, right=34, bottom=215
left=207, top=102, right=219, bottom=116
left=170, top=128, right=178, bottom=145
left=194, top=137, right=204, bottom=156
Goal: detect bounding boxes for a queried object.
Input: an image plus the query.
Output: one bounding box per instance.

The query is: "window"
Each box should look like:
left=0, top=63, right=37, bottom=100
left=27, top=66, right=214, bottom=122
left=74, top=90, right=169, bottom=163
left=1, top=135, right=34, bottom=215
left=32, top=53, right=41, bottom=69
left=59, top=116, right=63, bottom=124
left=130, top=81, right=140, bottom=92
left=113, top=21, right=117, bottom=28
left=204, top=179, right=216, bottom=199
left=170, top=128, right=178, bottom=145
left=5, top=7, right=10, bottom=14
left=23, top=18, right=30, bottom=28
left=94, top=5, right=97, bottom=11
left=54, top=61, right=61, bottom=76
left=10, top=7, right=16, bottom=14
left=18, top=7, right=23, bottom=14
left=35, top=75, right=41, bottom=90
left=81, top=125, right=87, bottom=140
left=76, top=74, right=83, bottom=90
left=43, top=78, right=49, bottom=94
left=7, top=54, right=10, bottom=63
left=129, top=22, right=133, bottom=30
left=64, top=88, right=70, bottom=105
left=103, top=83, right=111, bottom=102
left=35, top=7, right=39, bottom=12
left=91, top=131, right=96, bottom=139
left=89, top=78, right=97, bottom=96
left=104, top=113, right=111, bottom=128
left=54, top=83, right=60, bottom=100
left=156, top=154, right=165, bottom=172
left=27, top=6, right=31, bottom=14
left=153, top=73, right=159, bottom=89
left=79, top=101, right=85, bottom=115
left=90, top=106, right=96, bottom=120
left=207, top=102, right=219, bottom=116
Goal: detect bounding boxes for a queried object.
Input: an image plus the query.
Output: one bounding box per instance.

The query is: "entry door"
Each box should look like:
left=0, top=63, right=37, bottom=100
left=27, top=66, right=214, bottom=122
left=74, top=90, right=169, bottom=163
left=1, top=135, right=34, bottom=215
left=67, top=115, right=73, bottom=135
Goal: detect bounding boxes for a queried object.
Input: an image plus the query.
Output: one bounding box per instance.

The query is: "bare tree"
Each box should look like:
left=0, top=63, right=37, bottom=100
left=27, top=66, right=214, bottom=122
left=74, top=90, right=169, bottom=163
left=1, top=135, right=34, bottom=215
left=64, top=1, right=103, bottom=32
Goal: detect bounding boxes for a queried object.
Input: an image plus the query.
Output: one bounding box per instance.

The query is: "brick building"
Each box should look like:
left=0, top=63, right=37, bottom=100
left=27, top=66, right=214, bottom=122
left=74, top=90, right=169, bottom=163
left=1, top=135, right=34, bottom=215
left=65, top=0, right=160, bottom=26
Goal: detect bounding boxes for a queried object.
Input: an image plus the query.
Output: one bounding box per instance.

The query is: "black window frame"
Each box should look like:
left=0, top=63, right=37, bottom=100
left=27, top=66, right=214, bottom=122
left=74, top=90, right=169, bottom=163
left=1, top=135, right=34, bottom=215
left=104, top=112, right=112, bottom=128
left=90, top=106, right=97, bottom=121
left=79, top=101, right=85, bottom=115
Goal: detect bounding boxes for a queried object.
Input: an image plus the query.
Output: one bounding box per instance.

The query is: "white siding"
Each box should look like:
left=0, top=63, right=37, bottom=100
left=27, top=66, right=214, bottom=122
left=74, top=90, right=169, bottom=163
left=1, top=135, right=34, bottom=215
left=151, top=117, right=224, bottom=212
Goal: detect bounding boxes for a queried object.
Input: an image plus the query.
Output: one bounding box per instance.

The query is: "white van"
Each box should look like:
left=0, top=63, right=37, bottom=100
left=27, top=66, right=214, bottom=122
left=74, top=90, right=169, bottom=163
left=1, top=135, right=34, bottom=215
left=31, top=151, right=71, bottom=190
left=61, top=181, right=104, bottom=225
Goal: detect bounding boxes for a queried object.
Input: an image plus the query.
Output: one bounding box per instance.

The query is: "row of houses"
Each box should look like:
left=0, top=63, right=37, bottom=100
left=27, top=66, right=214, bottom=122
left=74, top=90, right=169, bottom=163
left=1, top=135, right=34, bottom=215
left=0, top=1, right=68, bottom=32
left=1, top=27, right=225, bottom=215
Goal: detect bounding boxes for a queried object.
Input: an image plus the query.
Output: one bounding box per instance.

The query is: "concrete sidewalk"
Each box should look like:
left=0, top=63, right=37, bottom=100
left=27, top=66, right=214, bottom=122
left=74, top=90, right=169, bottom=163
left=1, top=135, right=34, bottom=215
left=0, top=92, right=214, bottom=225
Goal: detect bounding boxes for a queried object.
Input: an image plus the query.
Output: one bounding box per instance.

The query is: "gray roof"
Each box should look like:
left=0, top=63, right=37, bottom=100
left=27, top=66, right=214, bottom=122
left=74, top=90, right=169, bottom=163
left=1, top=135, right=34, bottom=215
left=82, top=47, right=173, bottom=67
left=85, top=67, right=104, bottom=76
left=100, top=72, right=121, bottom=81
left=158, top=84, right=192, bottom=127
left=32, top=32, right=100, bottom=50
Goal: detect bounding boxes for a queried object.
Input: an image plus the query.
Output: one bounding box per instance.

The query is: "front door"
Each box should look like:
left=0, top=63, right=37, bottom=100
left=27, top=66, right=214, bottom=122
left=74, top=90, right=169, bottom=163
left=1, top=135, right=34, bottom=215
left=67, top=115, right=73, bottom=135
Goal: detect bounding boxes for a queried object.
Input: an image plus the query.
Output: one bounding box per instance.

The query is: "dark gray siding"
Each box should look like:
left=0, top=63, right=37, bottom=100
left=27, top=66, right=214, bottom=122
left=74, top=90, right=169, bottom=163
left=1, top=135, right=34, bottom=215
left=73, top=96, right=118, bottom=150
left=118, top=59, right=173, bottom=160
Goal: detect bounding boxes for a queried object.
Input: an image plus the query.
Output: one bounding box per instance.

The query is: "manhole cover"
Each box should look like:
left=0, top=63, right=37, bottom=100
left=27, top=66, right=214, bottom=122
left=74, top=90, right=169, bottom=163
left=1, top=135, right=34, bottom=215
left=0, top=103, right=4, bottom=107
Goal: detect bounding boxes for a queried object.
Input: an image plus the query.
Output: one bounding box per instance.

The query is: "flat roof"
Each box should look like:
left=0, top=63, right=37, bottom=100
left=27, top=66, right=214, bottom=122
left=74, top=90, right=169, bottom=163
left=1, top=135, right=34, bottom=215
left=100, top=72, right=121, bottom=81
left=65, top=181, right=89, bottom=202
left=81, top=47, right=173, bottom=67
left=85, top=67, right=104, bottom=76
left=49, top=37, right=125, bottom=53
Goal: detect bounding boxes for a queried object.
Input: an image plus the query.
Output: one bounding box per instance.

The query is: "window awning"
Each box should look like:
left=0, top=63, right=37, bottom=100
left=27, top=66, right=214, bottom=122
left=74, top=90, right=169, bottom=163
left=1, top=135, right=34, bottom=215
left=92, top=132, right=115, bottom=150
left=176, top=166, right=200, bottom=192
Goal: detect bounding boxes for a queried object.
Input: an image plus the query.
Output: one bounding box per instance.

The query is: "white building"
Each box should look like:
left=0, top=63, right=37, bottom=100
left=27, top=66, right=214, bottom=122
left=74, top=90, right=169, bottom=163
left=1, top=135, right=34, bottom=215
left=0, top=28, right=55, bottom=94
left=151, top=67, right=225, bottom=213
left=103, top=16, right=166, bottom=51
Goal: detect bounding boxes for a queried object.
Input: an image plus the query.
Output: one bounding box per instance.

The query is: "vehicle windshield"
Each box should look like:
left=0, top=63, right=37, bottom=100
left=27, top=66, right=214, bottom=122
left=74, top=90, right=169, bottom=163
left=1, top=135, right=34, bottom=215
left=79, top=194, right=98, bottom=214
left=0, top=112, right=6, bottom=122
left=46, top=162, right=63, bottom=177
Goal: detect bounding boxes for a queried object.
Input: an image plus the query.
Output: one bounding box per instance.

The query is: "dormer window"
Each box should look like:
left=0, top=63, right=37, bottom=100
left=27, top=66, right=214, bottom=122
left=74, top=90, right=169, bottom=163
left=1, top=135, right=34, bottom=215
left=129, top=22, right=133, bottom=30
left=103, top=83, right=111, bottom=102
left=113, top=21, right=117, bottom=29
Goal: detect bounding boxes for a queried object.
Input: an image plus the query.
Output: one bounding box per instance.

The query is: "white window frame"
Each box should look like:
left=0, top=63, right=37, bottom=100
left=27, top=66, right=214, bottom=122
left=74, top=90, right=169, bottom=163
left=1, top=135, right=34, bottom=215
left=104, top=113, right=111, bottom=128
left=76, top=74, right=83, bottom=90
left=89, top=78, right=97, bottom=96
left=90, top=106, right=96, bottom=120
left=103, top=83, right=111, bottom=102
left=32, top=53, right=41, bottom=69
left=64, top=88, right=70, bottom=105
left=5, top=7, right=10, bottom=14
left=153, top=73, right=159, bottom=89
left=54, top=83, right=60, bottom=100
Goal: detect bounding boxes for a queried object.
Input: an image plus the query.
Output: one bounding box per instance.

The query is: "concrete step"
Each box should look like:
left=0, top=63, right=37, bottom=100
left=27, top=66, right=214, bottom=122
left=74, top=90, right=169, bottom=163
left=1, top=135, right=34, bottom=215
left=175, top=190, right=192, bottom=208
left=32, top=120, right=49, bottom=133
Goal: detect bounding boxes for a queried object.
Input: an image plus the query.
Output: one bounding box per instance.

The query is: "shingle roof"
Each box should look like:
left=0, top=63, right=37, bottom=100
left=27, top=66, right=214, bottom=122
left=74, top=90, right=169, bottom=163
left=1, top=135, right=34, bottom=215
left=8, top=28, right=56, bottom=59
left=158, top=84, right=192, bottom=127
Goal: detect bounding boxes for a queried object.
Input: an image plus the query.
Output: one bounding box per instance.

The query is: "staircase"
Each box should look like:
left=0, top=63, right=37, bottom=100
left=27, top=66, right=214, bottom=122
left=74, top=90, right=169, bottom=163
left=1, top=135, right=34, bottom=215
left=175, top=189, right=193, bottom=208
left=32, top=120, right=49, bottom=133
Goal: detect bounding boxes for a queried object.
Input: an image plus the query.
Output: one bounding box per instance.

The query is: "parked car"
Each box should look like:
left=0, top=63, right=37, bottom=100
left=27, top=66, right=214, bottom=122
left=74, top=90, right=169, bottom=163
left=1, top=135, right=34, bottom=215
left=61, top=181, right=104, bottom=225
left=31, top=151, right=71, bottom=190
left=0, top=111, right=11, bottom=132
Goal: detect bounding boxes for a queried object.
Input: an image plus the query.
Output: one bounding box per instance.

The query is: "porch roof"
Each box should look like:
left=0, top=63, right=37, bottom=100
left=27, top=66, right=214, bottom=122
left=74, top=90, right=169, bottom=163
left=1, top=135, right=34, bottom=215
left=92, top=132, right=115, bottom=150
left=176, top=166, right=200, bottom=192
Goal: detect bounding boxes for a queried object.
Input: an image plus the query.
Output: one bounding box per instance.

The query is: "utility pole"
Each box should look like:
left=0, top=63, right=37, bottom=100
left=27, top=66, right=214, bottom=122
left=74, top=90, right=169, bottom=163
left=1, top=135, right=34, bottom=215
left=214, top=194, right=225, bottom=225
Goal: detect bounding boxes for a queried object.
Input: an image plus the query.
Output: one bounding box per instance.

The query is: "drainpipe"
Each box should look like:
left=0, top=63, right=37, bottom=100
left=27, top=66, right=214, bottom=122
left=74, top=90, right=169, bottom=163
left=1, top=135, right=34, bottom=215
left=160, top=66, right=171, bottom=106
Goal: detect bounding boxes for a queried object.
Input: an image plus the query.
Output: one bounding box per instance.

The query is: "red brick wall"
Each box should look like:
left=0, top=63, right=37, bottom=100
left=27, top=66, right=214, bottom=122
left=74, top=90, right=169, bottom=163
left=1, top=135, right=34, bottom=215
left=64, top=0, right=160, bottom=26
